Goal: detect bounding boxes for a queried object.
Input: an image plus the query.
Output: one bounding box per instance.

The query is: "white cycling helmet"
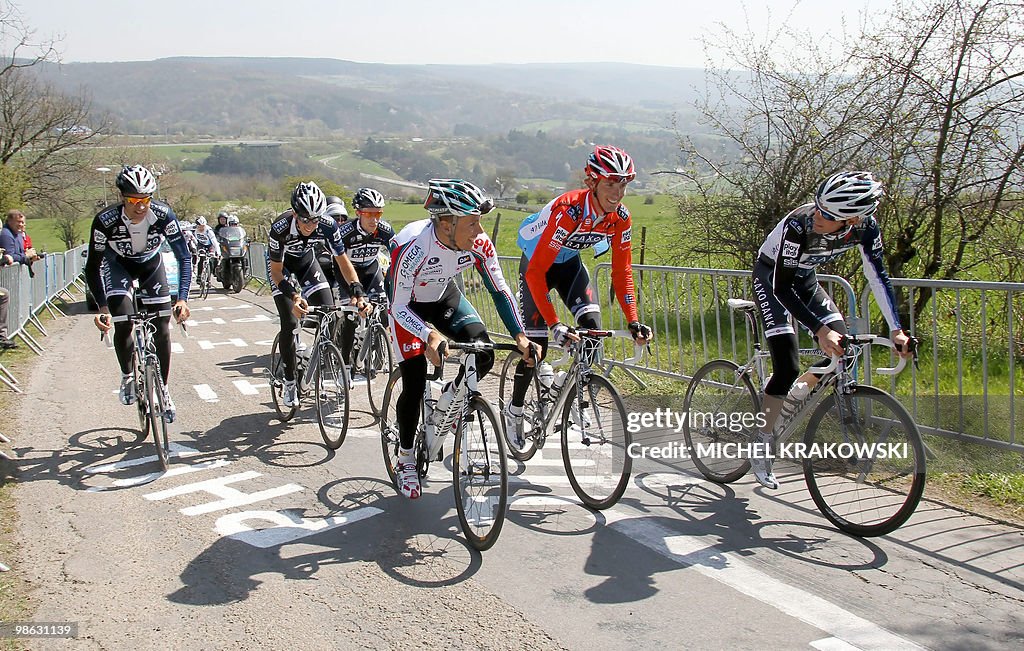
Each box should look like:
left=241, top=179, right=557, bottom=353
left=291, top=181, right=327, bottom=220
left=116, top=164, right=158, bottom=195
left=227, top=215, right=239, bottom=226
left=815, top=171, right=883, bottom=221
left=585, top=145, right=636, bottom=182
left=324, top=203, right=348, bottom=221
left=196, top=216, right=208, bottom=226
left=353, top=187, right=386, bottom=211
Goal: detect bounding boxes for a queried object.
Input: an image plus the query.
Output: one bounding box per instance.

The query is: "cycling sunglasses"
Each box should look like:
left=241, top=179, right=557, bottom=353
left=124, top=196, right=152, bottom=206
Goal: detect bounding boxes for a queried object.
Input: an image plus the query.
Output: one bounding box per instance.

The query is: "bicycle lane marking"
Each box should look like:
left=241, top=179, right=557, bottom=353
left=602, top=509, right=927, bottom=651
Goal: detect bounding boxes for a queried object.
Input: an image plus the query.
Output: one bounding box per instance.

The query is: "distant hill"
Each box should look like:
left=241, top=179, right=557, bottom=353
left=34, top=57, right=708, bottom=138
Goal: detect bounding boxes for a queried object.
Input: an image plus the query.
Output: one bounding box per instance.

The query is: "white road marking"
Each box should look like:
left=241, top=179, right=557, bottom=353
left=83, top=442, right=201, bottom=474
left=215, top=506, right=385, bottom=548
left=144, top=471, right=304, bottom=516
left=198, top=338, right=248, bottom=350
left=171, top=342, right=184, bottom=354
left=194, top=384, right=219, bottom=402
left=811, top=638, right=864, bottom=651
left=232, top=314, right=273, bottom=323
left=233, top=378, right=269, bottom=395
left=219, top=304, right=254, bottom=311
left=610, top=516, right=925, bottom=651
left=186, top=317, right=226, bottom=326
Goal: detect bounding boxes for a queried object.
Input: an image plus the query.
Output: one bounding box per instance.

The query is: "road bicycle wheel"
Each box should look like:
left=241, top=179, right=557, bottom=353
left=133, top=354, right=151, bottom=439
left=198, top=265, right=211, bottom=300
left=453, top=395, right=508, bottom=551
left=144, top=362, right=170, bottom=471
left=682, top=359, right=759, bottom=484
left=496, top=353, right=540, bottom=461
left=560, top=374, right=631, bottom=510
left=379, top=367, right=404, bottom=490
left=803, top=385, right=926, bottom=537
left=364, top=323, right=394, bottom=417
left=316, top=341, right=350, bottom=449
left=269, top=334, right=297, bottom=422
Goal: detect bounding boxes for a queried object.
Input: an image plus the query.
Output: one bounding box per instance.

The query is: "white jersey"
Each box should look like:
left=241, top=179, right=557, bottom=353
left=387, top=219, right=523, bottom=339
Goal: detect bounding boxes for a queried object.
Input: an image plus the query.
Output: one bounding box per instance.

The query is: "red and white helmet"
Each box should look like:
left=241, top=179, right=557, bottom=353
left=585, top=145, right=636, bottom=182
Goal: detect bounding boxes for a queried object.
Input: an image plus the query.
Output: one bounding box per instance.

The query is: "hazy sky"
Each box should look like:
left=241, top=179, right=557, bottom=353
left=13, top=0, right=874, bottom=67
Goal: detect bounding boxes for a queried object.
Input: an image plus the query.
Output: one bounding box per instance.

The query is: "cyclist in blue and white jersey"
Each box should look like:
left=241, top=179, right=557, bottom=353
left=87, top=165, right=192, bottom=423
left=267, top=181, right=366, bottom=408
left=750, top=171, right=913, bottom=489
left=387, top=179, right=537, bottom=499
left=336, top=188, right=397, bottom=367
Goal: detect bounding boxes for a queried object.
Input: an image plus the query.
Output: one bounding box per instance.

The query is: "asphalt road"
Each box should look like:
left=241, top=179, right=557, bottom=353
left=6, top=288, right=1023, bottom=650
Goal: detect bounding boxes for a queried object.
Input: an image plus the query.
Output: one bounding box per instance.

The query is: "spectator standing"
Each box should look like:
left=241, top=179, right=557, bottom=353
left=0, top=210, right=41, bottom=265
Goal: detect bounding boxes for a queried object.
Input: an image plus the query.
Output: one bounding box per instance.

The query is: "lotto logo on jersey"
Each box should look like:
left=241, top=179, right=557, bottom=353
left=474, top=236, right=495, bottom=258
left=165, top=220, right=180, bottom=236
left=402, top=342, right=422, bottom=352
left=782, top=241, right=800, bottom=259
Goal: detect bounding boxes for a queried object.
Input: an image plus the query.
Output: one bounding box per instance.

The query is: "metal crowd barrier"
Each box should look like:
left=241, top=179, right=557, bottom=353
left=0, top=245, right=87, bottom=391
left=463, top=259, right=1022, bottom=454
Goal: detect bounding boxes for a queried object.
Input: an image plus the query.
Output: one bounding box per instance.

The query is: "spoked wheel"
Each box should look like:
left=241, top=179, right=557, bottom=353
left=803, top=385, right=926, bottom=537
left=144, top=362, right=170, bottom=471
left=496, top=353, right=540, bottom=461
left=560, top=374, right=631, bottom=510
left=365, top=324, right=394, bottom=417
left=379, top=368, right=404, bottom=490
left=198, top=265, right=211, bottom=300
left=269, top=334, right=297, bottom=422
left=133, top=357, right=151, bottom=440
left=453, top=395, right=508, bottom=550
left=682, top=359, right=759, bottom=483
left=316, top=341, right=350, bottom=450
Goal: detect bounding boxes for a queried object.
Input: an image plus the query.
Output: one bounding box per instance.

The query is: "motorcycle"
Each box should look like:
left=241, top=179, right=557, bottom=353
left=215, top=225, right=250, bottom=294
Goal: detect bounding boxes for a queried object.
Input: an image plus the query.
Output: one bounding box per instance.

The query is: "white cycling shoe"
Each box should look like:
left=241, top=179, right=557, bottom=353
left=503, top=405, right=525, bottom=449
left=282, top=380, right=299, bottom=408
left=161, top=388, right=176, bottom=424
left=119, top=374, right=136, bottom=406
left=397, top=461, right=421, bottom=499
left=750, top=430, right=778, bottom=489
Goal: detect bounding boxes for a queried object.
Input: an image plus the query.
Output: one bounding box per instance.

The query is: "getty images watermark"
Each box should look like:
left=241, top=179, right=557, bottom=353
left=625, top=408, right=910, bottom=461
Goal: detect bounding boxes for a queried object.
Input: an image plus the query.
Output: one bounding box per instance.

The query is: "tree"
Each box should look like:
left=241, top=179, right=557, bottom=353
left=0, top=3, right=108, bottom=219
left=493, top=169, right=518, bottom=199
left=674, top=0, right=1024, bottom=322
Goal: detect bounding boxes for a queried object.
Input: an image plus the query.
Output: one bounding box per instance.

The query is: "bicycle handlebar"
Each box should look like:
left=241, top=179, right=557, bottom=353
left=811, top=334, right=912, bottom=377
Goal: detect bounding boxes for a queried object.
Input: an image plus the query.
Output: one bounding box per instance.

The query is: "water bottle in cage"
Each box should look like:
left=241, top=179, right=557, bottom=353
left=774, top=380, right=810, bottom=434
left=537, top=362, right=554, bottom=390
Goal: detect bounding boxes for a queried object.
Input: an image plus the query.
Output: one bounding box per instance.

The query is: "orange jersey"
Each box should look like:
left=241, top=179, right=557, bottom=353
left=517, top=188, right=638, bottom=326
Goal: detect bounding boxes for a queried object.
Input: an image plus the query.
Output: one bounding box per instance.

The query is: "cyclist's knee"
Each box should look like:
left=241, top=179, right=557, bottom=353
left=577, top=312, right=601, bottom=331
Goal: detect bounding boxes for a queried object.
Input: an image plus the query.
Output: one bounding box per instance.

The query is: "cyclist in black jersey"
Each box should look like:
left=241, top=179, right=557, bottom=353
left=88, top=165, right=192, bottom=423
left=750, top=171, right=913, bottom=489
left=267, top=181, right=367, bottom=408
left=336, top=188, right=396, bottom=368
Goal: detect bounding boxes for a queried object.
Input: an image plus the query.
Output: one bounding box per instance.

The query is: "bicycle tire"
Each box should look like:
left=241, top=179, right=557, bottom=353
left=269, top=334, right=297, bottom=422
left=144, top=362, right=169, bottom=471
left=379, top=367, right=404, bottom=490
left=198, top=265, right=210, bottom=300
left=682, top=359, right=759, bottom=484
left=453, top=395, right=508, bottom=551
left=133, top=354, right=151, bottom=439
left=316, top=341, right=350, bottom=450
left=560, top=374, right=631, bottom=510
left=365, top=323, right=394, bottom=417
left=803, top=384, right=926, bottom=537
left=496, top=353, right=540, bottom=461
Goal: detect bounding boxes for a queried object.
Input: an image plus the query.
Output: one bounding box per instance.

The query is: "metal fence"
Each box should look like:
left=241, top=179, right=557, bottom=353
left=0, top=245, right=87, bottom=392
left=463, top=259, right=1023, bottom=453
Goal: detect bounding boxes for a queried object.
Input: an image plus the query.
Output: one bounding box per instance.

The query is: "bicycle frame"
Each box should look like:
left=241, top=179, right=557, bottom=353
left=295, top=305, right=356, bottom=392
